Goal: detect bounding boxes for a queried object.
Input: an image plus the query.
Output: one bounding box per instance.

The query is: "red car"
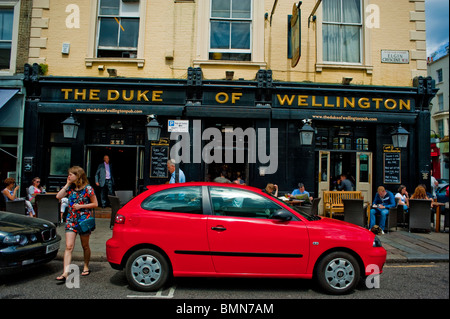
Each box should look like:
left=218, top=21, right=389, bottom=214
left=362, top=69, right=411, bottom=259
left=106, top=183, right=386, bottom=294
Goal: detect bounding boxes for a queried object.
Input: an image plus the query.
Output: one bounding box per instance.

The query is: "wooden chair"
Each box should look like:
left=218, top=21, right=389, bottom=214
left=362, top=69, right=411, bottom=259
left=343, top=199, right=365, bottom=227
left=323, top=191, right=362, bottom=218
left=108, top=195, right=122, bottom=229
left=409, top=199, right=433, bottom=232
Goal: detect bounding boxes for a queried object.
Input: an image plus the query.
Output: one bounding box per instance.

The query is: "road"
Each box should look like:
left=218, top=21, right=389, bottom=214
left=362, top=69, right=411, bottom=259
left=0, top=261, right=448, bottom=300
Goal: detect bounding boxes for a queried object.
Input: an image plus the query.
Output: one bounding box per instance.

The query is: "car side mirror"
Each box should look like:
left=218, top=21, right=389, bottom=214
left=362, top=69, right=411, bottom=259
left=271, top=209, right=292, bottom=221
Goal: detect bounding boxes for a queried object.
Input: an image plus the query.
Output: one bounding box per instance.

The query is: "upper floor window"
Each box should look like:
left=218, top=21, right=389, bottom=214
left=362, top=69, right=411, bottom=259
left=0, top=8, right=13, bottom=70
left=322, top=0, right=362, bottom=63
left=97, top=0, right=140, bottom=58
left=209, top=0, right=252, bottom=61
left=436, top=68, right=443, bottom=83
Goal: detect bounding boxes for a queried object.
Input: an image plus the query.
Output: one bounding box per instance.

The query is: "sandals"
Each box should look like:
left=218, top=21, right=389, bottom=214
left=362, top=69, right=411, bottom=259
left=56, top=275, right=67, bottom=282
left=81, top=269, right=91, bottom=276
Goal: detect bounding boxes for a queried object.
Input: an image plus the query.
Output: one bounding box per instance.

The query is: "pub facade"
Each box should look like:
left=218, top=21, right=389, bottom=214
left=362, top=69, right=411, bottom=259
left=17, top=0, right=436, bottom=208
left=22, top=70, right=436, bottom=209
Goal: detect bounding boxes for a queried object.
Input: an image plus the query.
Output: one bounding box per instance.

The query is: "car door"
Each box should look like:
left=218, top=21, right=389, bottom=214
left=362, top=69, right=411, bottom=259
left=206, top=186, right=310, bottom=275
left=139, top=186, right=214, bottom=274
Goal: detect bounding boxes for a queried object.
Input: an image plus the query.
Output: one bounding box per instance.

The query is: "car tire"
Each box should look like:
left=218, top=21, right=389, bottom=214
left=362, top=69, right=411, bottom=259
left=125, top=248, right=170, bottom=292
left=316, top=251, right=360, bottom=295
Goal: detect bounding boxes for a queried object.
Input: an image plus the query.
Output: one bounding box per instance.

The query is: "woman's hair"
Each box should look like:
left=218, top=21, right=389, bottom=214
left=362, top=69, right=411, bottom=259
left=265, top=183, right=275, bottom=192
left=398, top=185, right=406, bottom=193
left=411, top=185, right=427, bottom=199
left=4, top=177, right=15, bottom=186
left=68, top=166, right=89, bottom=189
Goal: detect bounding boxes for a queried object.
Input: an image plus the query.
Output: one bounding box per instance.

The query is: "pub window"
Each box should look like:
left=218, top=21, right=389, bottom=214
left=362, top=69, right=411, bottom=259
left=209, top=0, right=252, bottom=61
left=333, top=137, right=351, bottom=150
left=50, top=146, right=71, bottom=176
left=322, top=0, right=362, bottom=63
left=356, top=138, right=369, bottom=151
left=0, top=8, right=13, bottom=70
left=96, top=0, right=140, bottom=58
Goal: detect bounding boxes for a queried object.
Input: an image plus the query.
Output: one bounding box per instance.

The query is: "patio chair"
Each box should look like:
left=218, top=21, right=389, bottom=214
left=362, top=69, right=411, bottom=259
left=115, top=190, right=133, bottom=207
left=108, top=195, right=121, bottom=229
left=300, top=198, right=321, bottom=216
left=343, top=199, right=365, bottom=227
left=408, top=199, right=433, bottom=232
left=5, top=199, right=26, bottom=215
left=35, top=194, right=60, bottom=224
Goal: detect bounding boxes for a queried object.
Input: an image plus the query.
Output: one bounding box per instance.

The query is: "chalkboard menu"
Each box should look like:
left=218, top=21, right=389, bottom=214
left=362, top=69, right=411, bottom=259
left=150, top=145, right=169, bottom=178
left=383, top=145, right=401, bottom=184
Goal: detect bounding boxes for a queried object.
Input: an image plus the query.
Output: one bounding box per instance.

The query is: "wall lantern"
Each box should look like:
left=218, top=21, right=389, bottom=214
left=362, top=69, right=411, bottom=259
left=61, top=113, right=80, bottom=139
left=391, top=122, right=409, bottom=148
left=146, top=114, right=162, bottom=142
left=299, top=119, right=315, bottom=146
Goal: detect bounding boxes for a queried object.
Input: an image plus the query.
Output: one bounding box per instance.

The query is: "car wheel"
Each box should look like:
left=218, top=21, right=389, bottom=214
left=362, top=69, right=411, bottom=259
left=125, top=248, right=170, bottom=292
left=316, top=251, right=360, bottom=295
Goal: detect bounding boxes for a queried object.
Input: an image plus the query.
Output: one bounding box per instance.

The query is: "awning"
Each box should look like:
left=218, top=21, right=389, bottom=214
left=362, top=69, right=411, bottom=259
left=0, top=89, right=19, bottom=110
left=0, top=89, right=21, bottom=128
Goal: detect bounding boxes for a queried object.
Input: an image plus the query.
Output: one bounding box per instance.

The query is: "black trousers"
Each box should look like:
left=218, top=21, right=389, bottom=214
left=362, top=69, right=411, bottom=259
left=100, top=179, right=114, bottom=207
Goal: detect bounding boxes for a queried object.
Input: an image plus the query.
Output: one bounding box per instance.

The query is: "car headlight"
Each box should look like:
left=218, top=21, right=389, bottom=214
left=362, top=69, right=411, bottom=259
left=3, top=235, right=28, bottom=246
left=373, top=236, right=382, bottom=247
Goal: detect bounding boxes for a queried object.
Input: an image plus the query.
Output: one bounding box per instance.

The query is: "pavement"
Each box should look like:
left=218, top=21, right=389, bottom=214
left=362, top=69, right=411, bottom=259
left=56, top=210, right=449, bottom=264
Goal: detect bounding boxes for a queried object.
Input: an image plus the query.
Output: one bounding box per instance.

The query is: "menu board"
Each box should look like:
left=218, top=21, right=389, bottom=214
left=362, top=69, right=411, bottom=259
left=150, top=145, right=169, bottom=178
left=383, top=145, right=401, bottom=184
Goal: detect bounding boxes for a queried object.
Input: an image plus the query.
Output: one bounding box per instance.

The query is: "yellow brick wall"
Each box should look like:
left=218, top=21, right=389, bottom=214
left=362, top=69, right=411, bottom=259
left=30, top=0, right=427, bottom=86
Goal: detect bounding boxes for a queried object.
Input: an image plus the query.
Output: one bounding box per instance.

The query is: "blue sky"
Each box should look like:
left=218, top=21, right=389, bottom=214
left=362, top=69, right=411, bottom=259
left=425, top=0, right=449, bottom=56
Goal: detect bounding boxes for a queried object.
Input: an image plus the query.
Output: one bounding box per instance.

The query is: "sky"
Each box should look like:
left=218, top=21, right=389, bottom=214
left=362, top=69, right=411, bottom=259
left=425, top=0, right=449, bottom=56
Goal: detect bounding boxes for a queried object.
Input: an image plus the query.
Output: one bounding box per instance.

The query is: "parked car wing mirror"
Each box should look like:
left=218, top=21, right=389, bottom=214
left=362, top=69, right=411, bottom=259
left=271, top=209, right=292, bottom=221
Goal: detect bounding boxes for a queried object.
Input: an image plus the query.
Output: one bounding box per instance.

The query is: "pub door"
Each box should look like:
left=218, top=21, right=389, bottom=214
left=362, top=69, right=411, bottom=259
left=86, top=146, right=144, bottom=195
left=316, top=150, right=373, bottom=216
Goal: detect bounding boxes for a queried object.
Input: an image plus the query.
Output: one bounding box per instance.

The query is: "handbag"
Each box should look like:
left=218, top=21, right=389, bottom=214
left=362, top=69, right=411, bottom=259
left=78, top=215, right=96, bottom=233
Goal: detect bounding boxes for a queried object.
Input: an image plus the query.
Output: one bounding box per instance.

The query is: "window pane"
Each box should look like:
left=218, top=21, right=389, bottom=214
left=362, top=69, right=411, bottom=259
left=119, top=18, right=139, bottom=47
left=323, top=24, right=340, bottom=62
left=342, top=25, right=360, bottom=63
left=342, top=0, right=361, bottom=23
left=210, top=21, right=230, bottom=49
left=98, top=18, right=119, bottom=47
left=210, top=187, right=282, bottom=219
left=141, top=187, right=202, bottom=214
left=211, top=0, right=230, bottom=18
left=121, top=1, right=140, bottom=17
left=231, top=22, right=250, bottom=49
left=323, top=0, right=341, bottom=22
left=99, top=0, right=120, bottom=15
left=50, top=147, right=71, bottom=176
left=0, top=9, right=14, bottom=40
left=232, top=0, right=251, bottom=19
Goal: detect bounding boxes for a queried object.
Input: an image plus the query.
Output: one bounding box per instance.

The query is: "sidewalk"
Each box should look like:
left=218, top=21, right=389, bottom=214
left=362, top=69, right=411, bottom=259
left=56, top=211, right=449, bottom=263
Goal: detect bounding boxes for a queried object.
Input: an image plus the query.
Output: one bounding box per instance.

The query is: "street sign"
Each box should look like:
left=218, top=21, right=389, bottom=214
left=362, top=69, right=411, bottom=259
left=168, top=119, right=189, bottom=132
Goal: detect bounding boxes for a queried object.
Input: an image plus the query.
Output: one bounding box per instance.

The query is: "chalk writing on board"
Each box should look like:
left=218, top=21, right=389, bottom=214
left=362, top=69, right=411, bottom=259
left=150, top=145, right=168, bottom=178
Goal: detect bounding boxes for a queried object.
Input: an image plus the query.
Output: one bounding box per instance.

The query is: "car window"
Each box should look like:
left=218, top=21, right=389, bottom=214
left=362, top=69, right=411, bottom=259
left=209, top=187, right=285, bottom=219
left=141, top=186, right=202, bottom=214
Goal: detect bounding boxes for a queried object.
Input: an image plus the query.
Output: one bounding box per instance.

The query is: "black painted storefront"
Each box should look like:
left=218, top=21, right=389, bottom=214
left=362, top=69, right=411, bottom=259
left=21, top=69, right=437, bottom=199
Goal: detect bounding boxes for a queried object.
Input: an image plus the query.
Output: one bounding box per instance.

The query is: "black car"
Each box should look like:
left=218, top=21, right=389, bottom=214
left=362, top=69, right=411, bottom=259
left=0, top=211, right=61, bottom=273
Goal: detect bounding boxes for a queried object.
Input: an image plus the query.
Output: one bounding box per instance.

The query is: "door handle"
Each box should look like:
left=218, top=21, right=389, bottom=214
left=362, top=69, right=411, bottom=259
left=211, top=226, right=226, bottom=231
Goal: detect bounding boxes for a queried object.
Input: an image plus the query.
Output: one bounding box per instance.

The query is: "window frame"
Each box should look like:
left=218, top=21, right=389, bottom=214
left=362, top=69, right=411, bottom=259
left=141, top=186, right=204, bottom=215
left=194, top=0, right=265, bottom=67
left=85, top=0, right=146, bottom=67
left=0, top=1, right=19, bottom=75
left=208, top=0, right=253, bottom=61
left=316, top=0, right=373, bottom=74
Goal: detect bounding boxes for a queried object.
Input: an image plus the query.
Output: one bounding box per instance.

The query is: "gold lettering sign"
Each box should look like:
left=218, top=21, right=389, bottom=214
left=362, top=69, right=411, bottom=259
left=276, top=94, right=412, bottom=111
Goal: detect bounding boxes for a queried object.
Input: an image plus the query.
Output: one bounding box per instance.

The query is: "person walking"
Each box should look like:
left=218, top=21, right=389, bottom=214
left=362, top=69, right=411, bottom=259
left=95, top=155, right=114, bottom=208
left=56, top=166, right=98, bottom=282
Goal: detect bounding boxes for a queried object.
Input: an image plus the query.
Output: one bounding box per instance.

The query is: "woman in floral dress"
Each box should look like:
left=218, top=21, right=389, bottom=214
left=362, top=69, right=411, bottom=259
left=55, top=166, right=98, bottom=281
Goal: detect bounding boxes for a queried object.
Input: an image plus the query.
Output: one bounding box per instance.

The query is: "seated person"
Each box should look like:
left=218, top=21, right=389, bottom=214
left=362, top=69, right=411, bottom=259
left=395, top=185, right=409, bottom=212
left=337, top=174, right=354, bottom=191
left=27, top=177, right=46, bottom=205
left=291, top=183, right=313, bottom=202
left=2, top=178, right=36, bottom=217
left=263, top=183, right=278, bottom=197
left=369, top=186, right=396, bottom=233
